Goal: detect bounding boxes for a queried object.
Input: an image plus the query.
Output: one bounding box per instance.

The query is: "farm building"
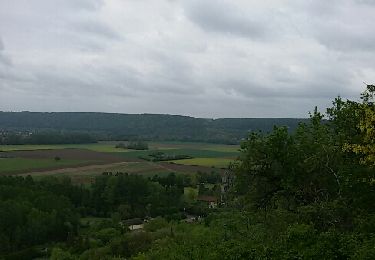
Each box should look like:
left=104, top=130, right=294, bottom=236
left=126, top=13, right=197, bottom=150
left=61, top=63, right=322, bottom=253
left=197, top=195, right=218, bottom=209
left=122, top=218, right=144, bottom=231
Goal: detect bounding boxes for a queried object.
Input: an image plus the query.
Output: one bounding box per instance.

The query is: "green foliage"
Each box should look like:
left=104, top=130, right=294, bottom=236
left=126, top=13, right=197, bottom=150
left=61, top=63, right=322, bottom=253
left=344, top=85, right=375, bottom=165
left=0, top=176, right=80, bottom=256
left=0, top=131, right=95, bottom=145
left=50, top=248, right=75, bottom=260
left=144, top=217, right=169, bottom=232
left=125, top=141, right=149, bottom=150
left=0, top=173, right=186, bottom=257
left=138, top=86, right=375, bottom=259
left=91, top=173, right=184, bottom=218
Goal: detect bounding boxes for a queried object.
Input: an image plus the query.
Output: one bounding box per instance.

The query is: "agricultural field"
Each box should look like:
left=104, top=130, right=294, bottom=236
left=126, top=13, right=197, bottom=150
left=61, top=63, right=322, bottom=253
left=0, top=158, right=90, bottom=175
left=0, top=141, right=239, bottom=181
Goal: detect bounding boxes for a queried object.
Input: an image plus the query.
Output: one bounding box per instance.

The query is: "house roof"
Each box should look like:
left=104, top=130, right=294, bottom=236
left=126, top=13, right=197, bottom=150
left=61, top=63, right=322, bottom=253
left=197, top=195, right=218, bottom=202
left=123, top=218, right=143, bottom=226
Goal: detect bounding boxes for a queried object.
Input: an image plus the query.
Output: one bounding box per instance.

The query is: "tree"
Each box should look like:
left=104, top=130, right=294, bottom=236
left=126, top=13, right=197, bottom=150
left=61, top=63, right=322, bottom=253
left=50, top=248, right=75, bottom=260
left=346, top=85, right=375, bottom=165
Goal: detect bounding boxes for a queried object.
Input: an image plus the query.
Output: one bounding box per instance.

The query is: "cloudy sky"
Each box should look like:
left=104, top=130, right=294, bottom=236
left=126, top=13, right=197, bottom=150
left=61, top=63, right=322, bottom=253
left=0, top=0, right=374, bottom=118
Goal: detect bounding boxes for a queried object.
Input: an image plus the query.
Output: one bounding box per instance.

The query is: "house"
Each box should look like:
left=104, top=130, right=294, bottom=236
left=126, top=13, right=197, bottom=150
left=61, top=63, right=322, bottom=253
left=122, top=218, right=144, bottom=231
left=197, top=195, right=218, bottom=209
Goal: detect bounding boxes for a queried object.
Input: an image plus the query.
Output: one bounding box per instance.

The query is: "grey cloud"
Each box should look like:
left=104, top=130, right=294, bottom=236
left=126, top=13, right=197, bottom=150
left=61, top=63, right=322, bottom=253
left=68, top=19, right=121, bottom=40
left=183, top=0, right=268, bottom=39
left=64, top=0, right=103, bottom=10
left=0, top=37, right=17, bottom=86
left=0, top=0, right=374, bottom=117
left=314, top=25, right=375, bottom=52
left=29, top=0, right=103, bottom=12
left=293, top=0, right=375, bottom=52
left=355, top=0, right=375, bottom=5
left=219, top=79, right=344, bottom=101
left=0, top=37, right=11, bottom=66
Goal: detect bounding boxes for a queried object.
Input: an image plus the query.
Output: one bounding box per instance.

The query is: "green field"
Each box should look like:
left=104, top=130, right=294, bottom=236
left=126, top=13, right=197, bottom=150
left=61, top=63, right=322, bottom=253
left=172, top=158, right=233, bottom=168
left=0, top=158, right=89, bottom=174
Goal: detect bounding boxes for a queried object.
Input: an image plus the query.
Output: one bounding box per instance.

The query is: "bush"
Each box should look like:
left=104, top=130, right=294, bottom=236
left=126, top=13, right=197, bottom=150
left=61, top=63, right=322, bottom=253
left=144, top=217, right=169, bottom=232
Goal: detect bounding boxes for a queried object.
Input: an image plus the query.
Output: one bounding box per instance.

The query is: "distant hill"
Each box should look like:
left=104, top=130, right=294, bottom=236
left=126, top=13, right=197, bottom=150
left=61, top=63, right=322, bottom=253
left=0, top=112, right=308, bottom=144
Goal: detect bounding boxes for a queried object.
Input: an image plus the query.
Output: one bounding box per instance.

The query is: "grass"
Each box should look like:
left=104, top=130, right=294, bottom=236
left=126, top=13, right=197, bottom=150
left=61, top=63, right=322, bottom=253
left=0, top=143, right=131, bottom=153
left=171, top=158, right=233, bottom=168
left=0, top=158, right=89, bottom=174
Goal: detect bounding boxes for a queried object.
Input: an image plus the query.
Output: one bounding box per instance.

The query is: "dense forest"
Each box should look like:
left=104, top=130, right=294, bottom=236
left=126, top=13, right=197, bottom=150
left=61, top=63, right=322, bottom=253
left=0, top=112, right=307, bottom=144
left=0, top=172, right=211, bottom=259
left=0, top=86, right=374, bottom=259
left=0, top=131, right=96, bottom=145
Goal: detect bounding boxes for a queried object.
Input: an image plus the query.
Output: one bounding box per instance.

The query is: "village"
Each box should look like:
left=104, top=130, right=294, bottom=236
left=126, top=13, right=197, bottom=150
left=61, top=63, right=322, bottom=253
left=103, top=169, right=235, bottom=233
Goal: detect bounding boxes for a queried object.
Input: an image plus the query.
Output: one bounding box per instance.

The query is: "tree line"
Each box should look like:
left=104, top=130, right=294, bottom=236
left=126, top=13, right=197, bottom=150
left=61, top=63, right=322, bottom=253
left=0, top=131, right=96, bottom=145
left=0, top=112, right=307, bottom=144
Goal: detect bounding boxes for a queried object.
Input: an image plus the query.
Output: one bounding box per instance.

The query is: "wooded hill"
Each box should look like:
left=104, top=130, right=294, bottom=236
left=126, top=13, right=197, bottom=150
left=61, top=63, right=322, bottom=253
left=0, top=112, right=307, bottom=144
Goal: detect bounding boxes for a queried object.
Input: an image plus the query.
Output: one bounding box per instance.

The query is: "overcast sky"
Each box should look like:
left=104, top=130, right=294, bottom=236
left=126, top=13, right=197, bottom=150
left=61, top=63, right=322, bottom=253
left=0, top=0, right=374, bottom=118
